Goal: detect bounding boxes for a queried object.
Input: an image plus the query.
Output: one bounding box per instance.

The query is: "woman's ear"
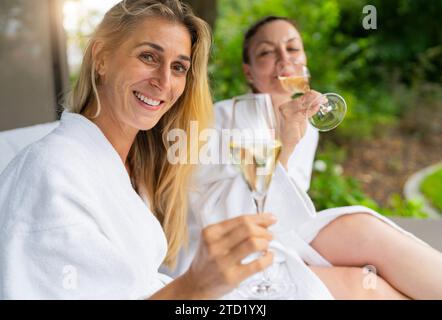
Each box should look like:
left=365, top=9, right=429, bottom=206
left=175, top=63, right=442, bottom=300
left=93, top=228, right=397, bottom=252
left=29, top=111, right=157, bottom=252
left=92, top=41, right=106, bottom=76
left=242, top=63, right=254, bottom=84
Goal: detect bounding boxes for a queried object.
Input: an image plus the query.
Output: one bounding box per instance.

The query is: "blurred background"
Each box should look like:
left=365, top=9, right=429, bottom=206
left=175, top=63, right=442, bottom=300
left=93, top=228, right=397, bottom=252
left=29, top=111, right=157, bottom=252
left=1, top=0, right=441, bottom=220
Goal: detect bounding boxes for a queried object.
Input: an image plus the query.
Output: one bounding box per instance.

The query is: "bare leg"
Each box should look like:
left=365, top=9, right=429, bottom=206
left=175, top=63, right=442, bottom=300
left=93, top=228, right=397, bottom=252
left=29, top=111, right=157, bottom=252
left=310, top=266, right=409, bottom=300
left=310, top=213, right=442, bottom=299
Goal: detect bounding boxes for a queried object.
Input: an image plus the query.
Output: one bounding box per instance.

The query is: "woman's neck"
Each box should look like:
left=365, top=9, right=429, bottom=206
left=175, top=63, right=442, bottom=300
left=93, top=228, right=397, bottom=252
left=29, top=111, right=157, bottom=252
left=84, top=104, right=138, bottom=167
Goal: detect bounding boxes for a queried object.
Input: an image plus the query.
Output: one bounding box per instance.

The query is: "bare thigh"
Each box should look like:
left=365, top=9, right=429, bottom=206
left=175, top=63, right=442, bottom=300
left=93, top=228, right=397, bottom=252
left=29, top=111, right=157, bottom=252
left=310, top=212, right=402, bottom=267
left=310, top=266, right=409, bottom=300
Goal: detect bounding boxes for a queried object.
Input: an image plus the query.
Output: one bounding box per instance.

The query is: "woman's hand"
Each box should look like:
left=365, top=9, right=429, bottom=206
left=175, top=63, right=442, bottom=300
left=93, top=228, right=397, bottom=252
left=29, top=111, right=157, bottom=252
left=277, top=90, right=326, bottom=169
left=182, top=213, right=277, bottom=299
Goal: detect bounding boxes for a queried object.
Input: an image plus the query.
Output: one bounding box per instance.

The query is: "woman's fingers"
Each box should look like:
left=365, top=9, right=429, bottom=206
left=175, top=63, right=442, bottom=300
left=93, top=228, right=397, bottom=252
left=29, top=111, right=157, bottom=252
left=227, top=236, right=272, bottom=264
left=235, top=250, right=274, bottom=281
left=279, top=90, right=327, bottom=118
left=202, top=213, right=276, bottom=242
left=303, top=90, right=328, bottom=118
left=202, top=214, right=276, bottom=258
left=188, top=214, right=277, bottom=298
left=211, top=223, right=274, bottom=257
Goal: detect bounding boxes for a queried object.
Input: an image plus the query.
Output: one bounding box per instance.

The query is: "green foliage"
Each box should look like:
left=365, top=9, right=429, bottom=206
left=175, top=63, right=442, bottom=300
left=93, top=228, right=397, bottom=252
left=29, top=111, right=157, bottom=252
left=308, top=143, right=378, bottom=211
left=309, top=163, right=379, bottom=210
left=381, top=194, right=428, bottom=219
left=211, top=0, right=442, bottom=139
left=420, top=168, right=442, bottom=212
left=308, top=143, right=428, bottom=218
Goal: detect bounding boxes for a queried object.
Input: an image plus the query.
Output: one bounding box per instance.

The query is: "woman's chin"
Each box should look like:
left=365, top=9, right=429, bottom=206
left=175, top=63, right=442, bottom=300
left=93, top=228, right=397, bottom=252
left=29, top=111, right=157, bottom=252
left=124, top=112, right=157, bottom=132
left=135, top=119, right=158, bottom=131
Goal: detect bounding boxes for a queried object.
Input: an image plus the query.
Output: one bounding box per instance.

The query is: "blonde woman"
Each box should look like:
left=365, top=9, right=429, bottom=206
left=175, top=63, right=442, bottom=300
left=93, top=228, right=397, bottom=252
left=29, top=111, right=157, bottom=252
left=176, top=16, right=442, bottom=299
left=0, top=0, right=283, bottom=299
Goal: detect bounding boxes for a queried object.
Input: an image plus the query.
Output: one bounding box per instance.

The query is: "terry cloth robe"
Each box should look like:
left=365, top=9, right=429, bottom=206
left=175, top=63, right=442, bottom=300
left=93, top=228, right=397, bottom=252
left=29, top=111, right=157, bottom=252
left=0, top=112, right=171, bottom=299
left=165, top=93, right=428, bottom=299
left=0, top=121, right=59, bottom=173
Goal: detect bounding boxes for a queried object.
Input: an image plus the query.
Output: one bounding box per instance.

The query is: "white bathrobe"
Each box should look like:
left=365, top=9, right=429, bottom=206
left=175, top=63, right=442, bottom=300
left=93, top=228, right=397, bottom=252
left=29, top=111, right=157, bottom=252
left=0, top=112, right=171, bottom=299
left=166, top=94, right=425, bottom=299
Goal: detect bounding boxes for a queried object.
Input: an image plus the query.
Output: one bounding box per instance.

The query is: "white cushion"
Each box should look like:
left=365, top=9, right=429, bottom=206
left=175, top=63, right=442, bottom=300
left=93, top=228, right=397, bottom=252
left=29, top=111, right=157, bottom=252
left=0, top=121, right=59, bottom=173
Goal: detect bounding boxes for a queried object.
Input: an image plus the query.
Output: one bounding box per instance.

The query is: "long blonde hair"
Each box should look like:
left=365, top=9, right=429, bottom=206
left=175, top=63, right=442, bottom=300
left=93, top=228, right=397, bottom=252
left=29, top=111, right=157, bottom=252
left=65, top=0, right=213, bottom=267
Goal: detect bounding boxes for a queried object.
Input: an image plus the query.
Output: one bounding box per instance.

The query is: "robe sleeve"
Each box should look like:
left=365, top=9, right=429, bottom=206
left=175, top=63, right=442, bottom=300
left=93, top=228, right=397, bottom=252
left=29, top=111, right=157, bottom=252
left=286, top=123, right=319, bottom=192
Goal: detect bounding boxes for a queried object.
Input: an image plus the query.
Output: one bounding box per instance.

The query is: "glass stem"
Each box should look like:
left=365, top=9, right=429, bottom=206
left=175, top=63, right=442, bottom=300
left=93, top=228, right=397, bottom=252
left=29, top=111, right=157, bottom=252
left=253, top=194, right=266, bottom=214
left=318, top=104, right=329, bottom=116
left=253, top=194, right=272, bottom=283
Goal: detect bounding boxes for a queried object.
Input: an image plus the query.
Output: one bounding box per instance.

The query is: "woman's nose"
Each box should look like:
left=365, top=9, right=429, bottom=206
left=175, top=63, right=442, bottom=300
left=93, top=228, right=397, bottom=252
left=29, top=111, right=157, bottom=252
left=277, top=47, right=291, bottom=64
left=277, top=47, right=304, bottom=66
left=149, top=64, right=171, bottom=91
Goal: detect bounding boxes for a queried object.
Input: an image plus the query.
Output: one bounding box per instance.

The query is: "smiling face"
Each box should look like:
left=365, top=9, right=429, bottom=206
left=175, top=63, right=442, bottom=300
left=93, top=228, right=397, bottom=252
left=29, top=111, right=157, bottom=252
left=95, top=16, right=192, bottom=131
left=243, top=20, right=307, bottom=98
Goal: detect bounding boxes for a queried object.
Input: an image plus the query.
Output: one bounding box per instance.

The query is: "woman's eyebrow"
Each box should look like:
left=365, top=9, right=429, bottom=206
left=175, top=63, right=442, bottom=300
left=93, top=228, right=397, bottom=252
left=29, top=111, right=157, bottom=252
left=256, top=40, right=276, bottom=46
left=256, top=37, right=298, bottom=47
left=285, top=37, right=298, bottom=43
left=134, top=41, right=191, bottom=62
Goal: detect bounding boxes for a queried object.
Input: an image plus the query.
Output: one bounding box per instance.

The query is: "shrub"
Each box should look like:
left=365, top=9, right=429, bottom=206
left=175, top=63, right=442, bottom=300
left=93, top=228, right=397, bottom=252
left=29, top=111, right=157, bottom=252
left=309, top=144, right=429, bottom=218
left=420, top=168, right=442, bottom=213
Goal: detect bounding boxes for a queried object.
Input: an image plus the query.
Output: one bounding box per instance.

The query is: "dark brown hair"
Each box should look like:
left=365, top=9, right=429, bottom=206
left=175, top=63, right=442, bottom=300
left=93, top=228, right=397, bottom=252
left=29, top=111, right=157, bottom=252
left=242, top=16, right=298, bottom=64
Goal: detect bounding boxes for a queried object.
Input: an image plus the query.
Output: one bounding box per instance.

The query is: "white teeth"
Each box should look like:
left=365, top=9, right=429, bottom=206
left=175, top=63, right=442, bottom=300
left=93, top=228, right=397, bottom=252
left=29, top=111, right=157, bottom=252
left=134, top=91, right=161, bottom=106
left=146, top=98, right=161, bottom=106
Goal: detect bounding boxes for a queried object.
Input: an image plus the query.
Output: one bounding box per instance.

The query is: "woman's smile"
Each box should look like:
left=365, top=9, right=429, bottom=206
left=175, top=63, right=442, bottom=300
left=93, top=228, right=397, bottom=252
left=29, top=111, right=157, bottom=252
left=133, top=90, right=165, bottom=111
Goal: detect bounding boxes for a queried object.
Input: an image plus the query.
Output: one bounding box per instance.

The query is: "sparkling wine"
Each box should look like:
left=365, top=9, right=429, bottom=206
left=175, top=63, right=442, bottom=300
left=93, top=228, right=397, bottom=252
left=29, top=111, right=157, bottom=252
left=278, top=76, right=310, bottom=94
left=230, top=140, right=282, bottom=197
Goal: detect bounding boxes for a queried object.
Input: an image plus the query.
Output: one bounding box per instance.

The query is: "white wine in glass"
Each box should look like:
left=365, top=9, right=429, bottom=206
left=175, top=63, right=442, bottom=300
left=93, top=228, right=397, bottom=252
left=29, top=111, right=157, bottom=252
left=230, top=140, right=282, bottom=210
left=230, top=94, right=296, bottom=299
left=278, top=63, right=347, bottom=132
left=279, top=75, right=310, bottom=95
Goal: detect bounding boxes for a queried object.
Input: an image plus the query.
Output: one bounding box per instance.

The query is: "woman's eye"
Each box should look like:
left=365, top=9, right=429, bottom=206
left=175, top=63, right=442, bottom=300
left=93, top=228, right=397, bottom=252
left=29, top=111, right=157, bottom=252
left=140, top=52, right=155, bottom=62
left=259, top=50, right=273, bottom=57
left=173, top=64, right=188, bottom=74
left=287, top=47, right=300, bottom=52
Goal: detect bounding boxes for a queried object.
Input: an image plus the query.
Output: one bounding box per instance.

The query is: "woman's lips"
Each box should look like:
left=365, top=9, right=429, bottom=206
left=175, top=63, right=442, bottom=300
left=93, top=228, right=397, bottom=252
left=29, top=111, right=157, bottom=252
left=133, top=91, right=164, bottom=111
left=276, top=71, right=295, bottom=78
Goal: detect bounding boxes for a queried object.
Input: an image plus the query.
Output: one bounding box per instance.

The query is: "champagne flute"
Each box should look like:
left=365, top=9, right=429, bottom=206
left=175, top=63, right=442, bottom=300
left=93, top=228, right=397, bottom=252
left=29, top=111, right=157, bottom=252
left=229, top=93, right=296, bottom=299
left=278, top=63, right=347, bottom=131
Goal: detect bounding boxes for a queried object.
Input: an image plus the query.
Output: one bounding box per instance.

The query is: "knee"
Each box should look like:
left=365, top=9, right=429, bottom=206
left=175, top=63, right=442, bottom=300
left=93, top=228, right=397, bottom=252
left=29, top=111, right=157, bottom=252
left=338, top=212, right=379, bottom=229
left=337, top=212, right=388, bottom=240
